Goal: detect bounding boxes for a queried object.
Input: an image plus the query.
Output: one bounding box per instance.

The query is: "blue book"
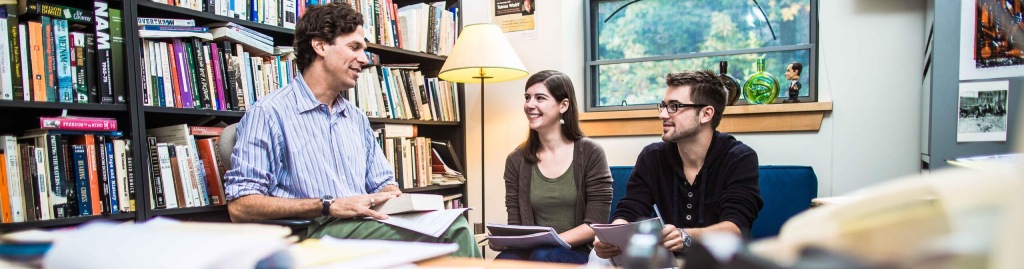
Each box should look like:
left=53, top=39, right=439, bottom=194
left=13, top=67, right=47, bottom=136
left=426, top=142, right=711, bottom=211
left=139, top=25, right=208, bottom=32
left=72, top=145, right=91, bottom=216
left=54, top=19, right=72, bottom=103
left=105, top=141, right=118, bottom=214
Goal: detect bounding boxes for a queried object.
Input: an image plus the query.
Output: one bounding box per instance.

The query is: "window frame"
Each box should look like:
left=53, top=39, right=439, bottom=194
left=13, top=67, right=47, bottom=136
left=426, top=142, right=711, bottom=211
left=583, top=0, right=820, bottom=112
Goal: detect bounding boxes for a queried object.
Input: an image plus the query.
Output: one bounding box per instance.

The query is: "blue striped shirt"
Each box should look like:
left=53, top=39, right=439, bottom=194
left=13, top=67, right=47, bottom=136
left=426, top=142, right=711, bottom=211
left=224, top=74, right=396, bottom=201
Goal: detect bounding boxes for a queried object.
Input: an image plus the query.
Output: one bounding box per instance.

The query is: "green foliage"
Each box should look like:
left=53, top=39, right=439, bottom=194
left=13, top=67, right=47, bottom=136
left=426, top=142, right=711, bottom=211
left=592, top=0, right=812, bottom=107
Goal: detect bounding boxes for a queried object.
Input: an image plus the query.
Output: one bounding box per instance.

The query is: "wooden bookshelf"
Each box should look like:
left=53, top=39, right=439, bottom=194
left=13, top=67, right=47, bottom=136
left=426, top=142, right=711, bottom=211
left=149, top=205, right=229, bottom=217
left=405, top=184, right=464, bottom=193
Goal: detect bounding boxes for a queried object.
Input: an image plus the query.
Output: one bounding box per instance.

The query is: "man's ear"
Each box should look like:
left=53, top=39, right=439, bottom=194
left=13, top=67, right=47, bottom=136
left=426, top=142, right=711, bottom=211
left=700, top=106, right=715, bottom=124
left=311, top=38, right=329, bottom=57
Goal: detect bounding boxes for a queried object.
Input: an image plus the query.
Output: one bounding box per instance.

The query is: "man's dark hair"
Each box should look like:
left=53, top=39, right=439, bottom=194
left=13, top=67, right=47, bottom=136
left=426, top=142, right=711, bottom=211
left=519, top=70, right=585, bottom=164
left=294, top=2, right=364, bottom=73
left=790, top=62, right=803, bottom=76
left=665, top=70, right=727, bottom=129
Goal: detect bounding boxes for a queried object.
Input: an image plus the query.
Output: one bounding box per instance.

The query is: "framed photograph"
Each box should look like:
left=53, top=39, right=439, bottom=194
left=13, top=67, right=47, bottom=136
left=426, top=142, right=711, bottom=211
left=957, top=80, right=1010, bottom=142
left=959, top=0, right=1024, bottom=80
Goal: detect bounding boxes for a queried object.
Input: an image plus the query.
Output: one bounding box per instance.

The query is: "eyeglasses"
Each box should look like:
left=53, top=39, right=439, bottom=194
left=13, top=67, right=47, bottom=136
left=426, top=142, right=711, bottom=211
left=657, top=102, right=708, bottom=114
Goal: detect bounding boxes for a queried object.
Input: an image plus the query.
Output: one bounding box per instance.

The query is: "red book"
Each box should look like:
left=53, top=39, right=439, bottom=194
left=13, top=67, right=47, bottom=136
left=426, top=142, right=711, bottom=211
left=40, top=116, right=117, bottom=131
left=189, top=126, right=224, bottom=137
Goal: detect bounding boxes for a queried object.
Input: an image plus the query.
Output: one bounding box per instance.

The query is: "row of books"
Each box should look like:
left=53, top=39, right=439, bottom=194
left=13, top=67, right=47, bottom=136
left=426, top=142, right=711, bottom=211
left=148, top=0, right=298, bottom=29
left=442, top=193, right=463, bottom=209
left=0, top=1, right=127, bottom=104
left=373, top=124, right=465, bottom=190
left=350, top=65, right=461, bottom=121
left=146, top=124, right=226, bottom=209
left=148, top=0, right=458, bottom=56
left=0, top=130, right=134, bottom=223
left=138, top=37, right=295, bottom=111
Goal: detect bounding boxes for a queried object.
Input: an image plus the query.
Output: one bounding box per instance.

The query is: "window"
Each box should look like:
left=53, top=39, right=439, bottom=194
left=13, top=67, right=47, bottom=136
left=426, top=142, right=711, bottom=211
left=585, top=0, right=817, bottom=111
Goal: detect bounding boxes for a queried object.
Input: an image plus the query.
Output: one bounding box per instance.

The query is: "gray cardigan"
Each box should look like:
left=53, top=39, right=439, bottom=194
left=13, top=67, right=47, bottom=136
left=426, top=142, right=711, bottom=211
left=503, top=137, right=613, bottom=227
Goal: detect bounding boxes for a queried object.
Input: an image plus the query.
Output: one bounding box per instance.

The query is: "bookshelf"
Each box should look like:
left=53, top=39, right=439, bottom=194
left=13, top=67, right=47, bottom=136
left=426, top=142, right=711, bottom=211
left=0, top=0, right=467, bottom=231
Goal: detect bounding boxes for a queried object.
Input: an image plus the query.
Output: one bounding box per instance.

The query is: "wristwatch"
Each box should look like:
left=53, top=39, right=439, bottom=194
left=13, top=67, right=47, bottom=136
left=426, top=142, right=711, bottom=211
left=678, top=228, right=692, bottom=248
left=321, top=195, right=334, bottom=217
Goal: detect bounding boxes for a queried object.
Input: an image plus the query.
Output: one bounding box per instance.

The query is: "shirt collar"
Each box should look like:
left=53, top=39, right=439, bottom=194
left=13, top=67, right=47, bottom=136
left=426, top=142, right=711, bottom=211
left=293, top=74, right=349, bottom=117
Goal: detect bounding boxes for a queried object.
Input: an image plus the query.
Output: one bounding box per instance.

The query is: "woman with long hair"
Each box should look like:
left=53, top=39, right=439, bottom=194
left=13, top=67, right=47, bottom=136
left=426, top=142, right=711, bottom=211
left=495, top=70, right=613, bottom=264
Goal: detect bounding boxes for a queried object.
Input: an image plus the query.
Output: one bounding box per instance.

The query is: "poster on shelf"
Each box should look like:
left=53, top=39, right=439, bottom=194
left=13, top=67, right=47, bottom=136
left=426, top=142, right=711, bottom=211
left=494, top=0, right=534, bottom=33
left=959, top=0, right=1024, bottom=80
left=957, top=80, right=1010, bottom=142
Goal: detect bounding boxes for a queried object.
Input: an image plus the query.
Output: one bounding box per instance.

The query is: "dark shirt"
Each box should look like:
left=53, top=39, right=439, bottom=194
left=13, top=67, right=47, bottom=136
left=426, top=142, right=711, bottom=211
left=611, top=131, right=763, bottom=236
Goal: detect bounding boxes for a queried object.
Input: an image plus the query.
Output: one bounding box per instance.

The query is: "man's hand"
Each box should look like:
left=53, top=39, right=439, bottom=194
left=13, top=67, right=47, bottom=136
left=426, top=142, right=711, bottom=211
left=661, top=224, right=685, bottom=252
left=381, top=184, right=401, bottom=193
left=594, top=237, right=621, bottom=259
left=328, top=191, right=401, bottom=220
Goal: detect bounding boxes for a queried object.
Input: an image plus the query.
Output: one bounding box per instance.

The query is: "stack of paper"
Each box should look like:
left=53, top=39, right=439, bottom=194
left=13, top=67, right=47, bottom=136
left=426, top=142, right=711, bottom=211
left=486, top=224, right=571, bottom=249
left=371, top=194, right=444, bottom=215
left=590, top=218, right=677, bottom=268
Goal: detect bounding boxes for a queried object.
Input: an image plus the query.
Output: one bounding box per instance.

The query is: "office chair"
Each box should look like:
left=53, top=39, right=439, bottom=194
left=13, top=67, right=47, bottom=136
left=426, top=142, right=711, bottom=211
left=220, top=123, right=314, bottom=238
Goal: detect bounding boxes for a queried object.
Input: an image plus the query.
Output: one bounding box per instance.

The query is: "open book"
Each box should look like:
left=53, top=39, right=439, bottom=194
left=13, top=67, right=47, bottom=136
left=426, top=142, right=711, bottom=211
left=590, top=218, right=677, bottom=268
left=486, top=223, right=571, bottom=249
left=371, top=194, right=444, bottom=215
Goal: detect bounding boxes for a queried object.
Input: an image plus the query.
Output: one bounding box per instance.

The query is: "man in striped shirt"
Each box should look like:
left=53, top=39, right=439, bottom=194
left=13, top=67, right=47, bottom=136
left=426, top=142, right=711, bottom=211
left=222, top=2, right=479, bottom=258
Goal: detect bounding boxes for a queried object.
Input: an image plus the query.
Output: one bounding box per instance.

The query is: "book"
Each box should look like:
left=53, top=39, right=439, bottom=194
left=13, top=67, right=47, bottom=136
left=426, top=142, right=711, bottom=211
left=40, top=116, right=117, bottom=131
left=485, top=223, right=571, bottom=249
left=20, top=0, right=94, bottom=24
left=370, top=193, right=443, bottom=215
left=430, top=140, right=463, bottom=174
left=136, top=17, right=195, bottom=26
left=109, top=8, right=124, bottom=103
left=94, top=1, right=113, bottom=104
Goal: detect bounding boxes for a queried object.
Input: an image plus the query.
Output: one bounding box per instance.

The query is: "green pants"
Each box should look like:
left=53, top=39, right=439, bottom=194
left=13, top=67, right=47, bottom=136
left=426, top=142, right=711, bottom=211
left=306, top=215, right=481, bottom=258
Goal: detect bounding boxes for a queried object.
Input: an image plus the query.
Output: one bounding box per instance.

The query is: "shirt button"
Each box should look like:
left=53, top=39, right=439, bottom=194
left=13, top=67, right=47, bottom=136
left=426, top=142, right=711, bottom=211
left=687, top=192, right=693, bottom=198
left=687, top=203, right=692, bottom=209
left=686, top=215, right=692, bottom=220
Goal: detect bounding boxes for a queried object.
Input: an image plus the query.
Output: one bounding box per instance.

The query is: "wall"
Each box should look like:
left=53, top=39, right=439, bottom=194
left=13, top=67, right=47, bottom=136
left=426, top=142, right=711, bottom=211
left=461, top=0, right=927, bottom=247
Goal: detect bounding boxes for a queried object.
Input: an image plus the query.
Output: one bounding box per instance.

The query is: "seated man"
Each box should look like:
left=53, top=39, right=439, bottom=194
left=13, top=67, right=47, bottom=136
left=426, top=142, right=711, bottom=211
left=595, top=70, right=763, bottom=259
left=222, top=2, right=479, bottom=257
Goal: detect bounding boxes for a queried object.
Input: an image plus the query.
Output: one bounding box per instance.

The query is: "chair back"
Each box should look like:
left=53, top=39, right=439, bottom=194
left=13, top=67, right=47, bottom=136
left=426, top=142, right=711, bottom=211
left=219, top=123, right=238, bottom=170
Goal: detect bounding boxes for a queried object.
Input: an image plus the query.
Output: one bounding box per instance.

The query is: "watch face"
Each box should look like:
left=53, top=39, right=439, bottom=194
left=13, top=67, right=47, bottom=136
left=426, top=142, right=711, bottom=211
left=683, top=236, right=692, bottom=247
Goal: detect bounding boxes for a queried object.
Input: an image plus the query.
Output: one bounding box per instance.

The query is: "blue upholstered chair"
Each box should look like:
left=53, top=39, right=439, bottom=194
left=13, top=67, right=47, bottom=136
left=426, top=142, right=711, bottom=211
left=606, top=165, right=817, bottom=239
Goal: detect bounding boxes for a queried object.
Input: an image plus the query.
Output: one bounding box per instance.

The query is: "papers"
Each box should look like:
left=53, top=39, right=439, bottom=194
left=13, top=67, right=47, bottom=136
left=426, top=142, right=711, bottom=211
left=374, top=208, right=470, bottom=237
left=947, top=153, right=1023, bottom=171
left=298, top=237, right=457, bottom=269
left=485, top=223, right=571, bottom=249
left=371, top=194, right=444, bottom=215
left=43, top=219, right=291, bottom=269
left=590, top=218, right=676, bottom=268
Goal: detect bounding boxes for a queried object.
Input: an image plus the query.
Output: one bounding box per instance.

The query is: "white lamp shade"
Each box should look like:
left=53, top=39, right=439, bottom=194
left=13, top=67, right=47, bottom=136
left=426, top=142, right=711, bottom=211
left=439, top=23, right=528, bottom=83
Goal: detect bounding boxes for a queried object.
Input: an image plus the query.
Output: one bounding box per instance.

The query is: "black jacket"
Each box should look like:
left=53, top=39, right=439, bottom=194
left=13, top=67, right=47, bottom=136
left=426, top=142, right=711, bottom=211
left=612, top=131, right=763, bottom=236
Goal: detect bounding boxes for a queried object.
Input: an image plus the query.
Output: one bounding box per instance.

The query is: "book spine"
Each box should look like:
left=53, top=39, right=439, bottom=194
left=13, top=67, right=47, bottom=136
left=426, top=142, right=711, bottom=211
left=45, top=134, right=66, bottom=218
left=40, top=117, right=117, bottom=131
left=84, top=33, right=97, bottom=103
left=72, top=144, right=91, bottom=216
left=18, top=145, right=38, bottom=220
left=83, top=135, right=101, bottom=215
left=160, top=41, right=174, bottom=107
left=146, top=137, right=165, bottom=209
left=28, top=21, right=44, bottom=102
left=23, top=0, right=95, bottom=24
left=173, top=39, right=193, bottom=108
left=210, top=43, right=227, bottom=110
left=139, top=38, right=150, bottom=106
left=193, top=40, right=212, bottom=109
left=110, top=8, right=125, bottom=104
left=105, top=140, right=118, bottom=213
left=125, top=139, right=135, bottom=212
left=71, top=32, right=87, bottom=103
left=41, top=17, right=57, bottom=102
left=94, top=136, right=109, bottom=213
left=156, top=142, right=177, bottom=208
left=138, top=25, right=209, bottom=32
left=18, top=23, right=29, bottom=101
left=137, top=17, right=195, bottom=26
left=94, top=2, right=113, bottom=104
left=113, top=139, right=128, bottom=212
left=5, top=7, right=21, bottom=101
left=54, top=19, right=72, bottom=103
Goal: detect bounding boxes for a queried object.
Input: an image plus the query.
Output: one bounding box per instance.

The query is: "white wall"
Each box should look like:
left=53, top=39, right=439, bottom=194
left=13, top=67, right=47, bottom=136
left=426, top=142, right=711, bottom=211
left=461, top=0, right=927, bottom=244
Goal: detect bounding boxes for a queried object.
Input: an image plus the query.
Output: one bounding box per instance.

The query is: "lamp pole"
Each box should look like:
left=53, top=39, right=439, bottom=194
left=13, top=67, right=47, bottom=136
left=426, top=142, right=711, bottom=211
left=474, top=67, right=492, bottom=227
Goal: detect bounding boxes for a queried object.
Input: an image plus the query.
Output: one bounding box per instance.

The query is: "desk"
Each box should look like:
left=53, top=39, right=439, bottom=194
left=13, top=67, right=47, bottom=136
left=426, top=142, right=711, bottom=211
left=416, top=257, right=583, bottom=268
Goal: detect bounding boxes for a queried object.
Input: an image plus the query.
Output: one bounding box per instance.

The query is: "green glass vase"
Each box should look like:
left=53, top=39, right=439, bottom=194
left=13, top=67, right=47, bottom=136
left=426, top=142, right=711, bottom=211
left=743, top=58, right=780, bottom=105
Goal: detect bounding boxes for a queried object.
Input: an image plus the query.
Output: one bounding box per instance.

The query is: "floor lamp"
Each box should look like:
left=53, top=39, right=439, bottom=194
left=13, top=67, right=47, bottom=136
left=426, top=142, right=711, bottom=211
left=438, top=23, right=527, bottom=232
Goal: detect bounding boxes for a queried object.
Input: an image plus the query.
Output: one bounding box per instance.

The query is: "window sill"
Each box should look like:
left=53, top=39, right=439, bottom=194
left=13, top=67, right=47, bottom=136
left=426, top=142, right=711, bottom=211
left=580, top=102, right=833, bottom=137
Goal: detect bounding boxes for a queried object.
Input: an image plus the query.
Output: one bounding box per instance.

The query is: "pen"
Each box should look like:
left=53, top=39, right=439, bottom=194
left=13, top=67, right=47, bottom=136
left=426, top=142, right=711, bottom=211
left=653, top=204, right=666, bottom=226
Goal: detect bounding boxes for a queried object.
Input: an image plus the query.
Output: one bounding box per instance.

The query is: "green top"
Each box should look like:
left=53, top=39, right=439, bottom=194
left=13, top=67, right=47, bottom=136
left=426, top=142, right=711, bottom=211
left=530, top=164, right=578, bottom=234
